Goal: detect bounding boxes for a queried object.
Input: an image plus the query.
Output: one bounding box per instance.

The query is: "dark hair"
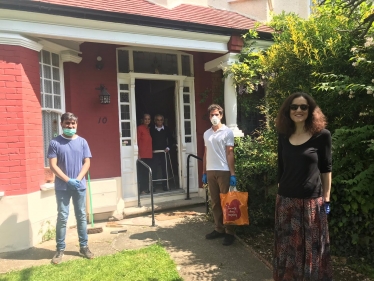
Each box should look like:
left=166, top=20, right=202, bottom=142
left=275, top=92, right=326, bottom=137
left=208, top=104, right=223, bottom=115
left=61, top=112, right=78, bottom=123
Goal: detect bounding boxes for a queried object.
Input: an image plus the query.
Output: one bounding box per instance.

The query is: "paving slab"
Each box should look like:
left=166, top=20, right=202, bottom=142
left=0, top=205, right=272, bottom=281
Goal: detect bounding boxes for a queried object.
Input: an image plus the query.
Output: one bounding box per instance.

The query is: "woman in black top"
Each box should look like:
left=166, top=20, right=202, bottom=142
left=273, top=92, right=332, bottom=281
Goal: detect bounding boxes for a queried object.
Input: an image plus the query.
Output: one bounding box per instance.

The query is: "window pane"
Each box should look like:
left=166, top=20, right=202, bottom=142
left=185, top=136, right=191, bottom=143
left=185, top=121, right=191, bottom=135
left=121, top=105, right=130, bottom=120
left=42, top=111, right=60, bottom=166
left=183, top=87, right=190, bottom=93
left=52, top=67, right=60, bottom=81
left=44, top=80, right=52, bottom=94
left=182, top=55, right=191, bottom=76
left=121, top=122, right=131, bottom=137
left=44, top=94, right=53, bottom=108
left=52, top=53, right=59, bottom=67
left=40, top=78, right=43, bottom=93
left=184, top=105, right=190, bottom=119
left=42, top=50, right=51, bottom=65
left=133, top=51, right=177, bottom=75
left=54, top=96, right=61, bottom=109
left=120, top=92, right=129, bottom=102
left=53, top=81, right=60, bottom=95
left=39, top=64, right=42, bottom=76
left=118, top=50, right=129, bottom=73
left=43, top=65, right=51, bottom=79
left=120, top=84, right=129, bottom=91
left=183, top=94, right=190, bottom=104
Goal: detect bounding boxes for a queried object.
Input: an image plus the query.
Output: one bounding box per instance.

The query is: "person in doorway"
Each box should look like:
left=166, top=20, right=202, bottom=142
left=137, top=113, right=153, bottom=194
left=48, top=112, right=94, bottom=264
left=202, top=104, right=237, bottom=246
left=274, top=92, right=332, bottom=280
left=150, top=114, right=174, bottom=191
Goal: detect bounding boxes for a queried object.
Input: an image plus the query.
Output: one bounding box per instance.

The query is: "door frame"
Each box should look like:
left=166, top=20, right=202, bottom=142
left=117, top=72, right=198, bottom=200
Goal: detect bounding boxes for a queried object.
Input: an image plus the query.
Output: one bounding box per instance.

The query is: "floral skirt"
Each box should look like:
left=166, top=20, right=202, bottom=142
left=273, top=195, right=333, bottom=281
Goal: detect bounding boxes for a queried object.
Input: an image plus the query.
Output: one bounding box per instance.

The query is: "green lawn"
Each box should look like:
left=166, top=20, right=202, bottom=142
left=0, top=244, right=183, bottom=281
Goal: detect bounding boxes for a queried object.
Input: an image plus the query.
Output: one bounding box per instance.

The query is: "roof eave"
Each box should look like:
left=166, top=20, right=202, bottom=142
left=0, top=0, right=272, bottom=39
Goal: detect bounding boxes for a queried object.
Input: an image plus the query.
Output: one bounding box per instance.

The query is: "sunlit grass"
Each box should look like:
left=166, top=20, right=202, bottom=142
left=0, top=244, right=182, bottom=281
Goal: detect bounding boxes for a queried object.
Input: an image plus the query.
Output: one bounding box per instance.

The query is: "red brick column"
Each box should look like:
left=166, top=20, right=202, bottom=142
left=0, top=45, right=44, bottom=196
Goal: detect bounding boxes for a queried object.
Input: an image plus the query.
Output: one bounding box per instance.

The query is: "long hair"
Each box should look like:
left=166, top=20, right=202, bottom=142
left=275, top=92, right=326, bottom=137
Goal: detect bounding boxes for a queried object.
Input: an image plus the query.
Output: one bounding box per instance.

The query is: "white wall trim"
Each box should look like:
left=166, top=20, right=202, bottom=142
left=0, top=9, right=229, bottom=53
left=60, top=50, right=82, bottom=64
left=0, top=32, right=42, bottom=51
left=204, top=52, right=240, bottom=72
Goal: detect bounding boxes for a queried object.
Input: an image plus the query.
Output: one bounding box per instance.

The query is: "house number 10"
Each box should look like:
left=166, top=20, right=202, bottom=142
left=98, top=117, right=107, bottom=124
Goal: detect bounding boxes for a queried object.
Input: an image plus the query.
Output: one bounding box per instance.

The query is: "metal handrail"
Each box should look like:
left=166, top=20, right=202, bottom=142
left=186, top=154, right=202, bottom=200
left=136, top=159, right=156, bottom=227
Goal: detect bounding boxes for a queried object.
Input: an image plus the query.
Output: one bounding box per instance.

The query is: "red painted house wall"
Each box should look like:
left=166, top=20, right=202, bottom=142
left=63, top=43, right=121, bottom=179
left=191, top=52, right=223, bottom=183
left=0, top=45, right=44, bottom=196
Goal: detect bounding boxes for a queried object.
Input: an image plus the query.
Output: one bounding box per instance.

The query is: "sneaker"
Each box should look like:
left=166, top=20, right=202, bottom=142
left=222, top=234, right=235, bottom=246
left=52, top=250, right=64, bottom=264
left=79, top=246, right=94, bottom=259
left=205, top=230, right=225, bottom=240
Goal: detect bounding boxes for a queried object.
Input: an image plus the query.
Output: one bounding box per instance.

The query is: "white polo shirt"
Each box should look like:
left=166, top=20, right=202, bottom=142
left=204, top=124, right=234, bottom=171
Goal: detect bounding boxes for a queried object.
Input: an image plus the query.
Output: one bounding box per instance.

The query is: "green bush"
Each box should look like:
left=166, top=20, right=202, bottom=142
left=235, top=125, right=278, bottom=227
left=330, top=125, right=374, bottom=264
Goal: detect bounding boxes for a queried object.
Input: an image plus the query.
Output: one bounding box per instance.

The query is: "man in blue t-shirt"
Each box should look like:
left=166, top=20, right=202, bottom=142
left=48, top=112, right=93, bottom=264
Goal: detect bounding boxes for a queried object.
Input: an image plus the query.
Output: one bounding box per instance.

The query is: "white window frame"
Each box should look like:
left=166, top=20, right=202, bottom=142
left=39, top=48, right=66, bottom=168
left=116, top=46, right=194, bottom=77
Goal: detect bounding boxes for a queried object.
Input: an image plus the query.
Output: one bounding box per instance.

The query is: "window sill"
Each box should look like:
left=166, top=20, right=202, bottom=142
left=40, top=183, right=55, bottom=191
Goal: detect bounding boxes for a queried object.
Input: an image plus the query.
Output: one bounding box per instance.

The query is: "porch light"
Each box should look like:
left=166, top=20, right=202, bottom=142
left=96, top=84, right=111, bottom=104
left=96, top=56, right=104, bottom=70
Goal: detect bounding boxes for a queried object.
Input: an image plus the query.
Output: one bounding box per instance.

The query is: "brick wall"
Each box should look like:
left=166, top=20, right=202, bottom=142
left=64, top=42, right=121, bottom=179
left=0, top=45, right=44, bottom=196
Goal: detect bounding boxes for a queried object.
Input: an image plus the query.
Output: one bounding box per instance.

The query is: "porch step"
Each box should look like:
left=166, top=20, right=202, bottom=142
left=123, top=192, right=205, bottom=218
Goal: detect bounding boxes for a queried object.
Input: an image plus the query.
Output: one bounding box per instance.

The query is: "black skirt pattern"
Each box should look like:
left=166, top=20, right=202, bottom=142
left=273, top=195, right=333, bottom=281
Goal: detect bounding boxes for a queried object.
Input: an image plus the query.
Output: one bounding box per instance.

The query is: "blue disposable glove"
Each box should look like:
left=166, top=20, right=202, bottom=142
left=67, top=178, right=81, bottom=190
left=324, top=202, right=330, bottom=215
left=230, top=175, right=237, bottom=186
left=202, top=173, right=207, bottom=184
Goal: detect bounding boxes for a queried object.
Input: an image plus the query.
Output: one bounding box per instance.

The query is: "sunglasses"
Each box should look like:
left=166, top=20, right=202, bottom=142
left=290, top=104, right=309, bottom=111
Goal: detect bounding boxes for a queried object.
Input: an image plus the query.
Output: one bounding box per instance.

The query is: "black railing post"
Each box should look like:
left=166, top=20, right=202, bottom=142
left=137, top=159, right=156, bottom=227
left=186, top=154, right=202, bottom=200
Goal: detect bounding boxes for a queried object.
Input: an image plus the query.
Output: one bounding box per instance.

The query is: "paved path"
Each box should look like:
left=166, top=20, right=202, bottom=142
left=0, top=205, right=272, bottom=281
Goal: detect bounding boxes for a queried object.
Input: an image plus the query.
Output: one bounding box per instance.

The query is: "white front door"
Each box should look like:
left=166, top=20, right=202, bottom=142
left=118, top=77, right=138, bottom=199
left=175, top=78, right=199, bottom=192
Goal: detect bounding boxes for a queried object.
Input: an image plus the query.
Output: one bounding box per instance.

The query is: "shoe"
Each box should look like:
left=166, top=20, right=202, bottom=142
left=52, top=250, right=64, bottom=264
left=79, top=246, right=94, bottom=259
left=222, top=234, right=235, bottom=246
left=205, top=230, right=225, bottom=240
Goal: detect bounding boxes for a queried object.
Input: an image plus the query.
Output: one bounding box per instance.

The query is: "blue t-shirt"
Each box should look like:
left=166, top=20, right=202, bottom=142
left=47, top=135, right=92, bottom=191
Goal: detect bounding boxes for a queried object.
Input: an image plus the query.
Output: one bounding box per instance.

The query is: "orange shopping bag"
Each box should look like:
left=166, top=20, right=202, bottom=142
left=220, top=186, right=249, bottom=225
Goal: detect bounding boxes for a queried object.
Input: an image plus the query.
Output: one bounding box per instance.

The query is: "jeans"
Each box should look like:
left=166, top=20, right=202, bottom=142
left=55, top=189, right=88, bottom=251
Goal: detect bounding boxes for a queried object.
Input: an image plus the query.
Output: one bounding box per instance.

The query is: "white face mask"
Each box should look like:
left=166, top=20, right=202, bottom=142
left=211, top=115, right=220, bottom=126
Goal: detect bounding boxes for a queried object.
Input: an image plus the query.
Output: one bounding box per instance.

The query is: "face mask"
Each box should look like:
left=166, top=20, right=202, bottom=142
left=63, top=128, right=76, bottom=137
left=211, top=116, right=220, bottom=126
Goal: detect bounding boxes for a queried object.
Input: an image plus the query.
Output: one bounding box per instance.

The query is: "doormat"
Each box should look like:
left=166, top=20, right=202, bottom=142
left=155, top=211, right=198, bottom=221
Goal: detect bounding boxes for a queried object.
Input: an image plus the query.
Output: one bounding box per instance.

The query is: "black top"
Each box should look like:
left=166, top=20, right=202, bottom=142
left=150, top=126, right=174, bottom=150
left=277, top=129, right=332, bottom=199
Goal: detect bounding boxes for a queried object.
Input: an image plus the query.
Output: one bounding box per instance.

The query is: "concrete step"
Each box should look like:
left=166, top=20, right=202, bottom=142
left=123, top=193, right=206, bottom=218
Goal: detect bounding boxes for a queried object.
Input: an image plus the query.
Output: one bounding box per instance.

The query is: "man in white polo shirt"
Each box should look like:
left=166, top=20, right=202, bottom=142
left=202, top=104, right=237, bottom=246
